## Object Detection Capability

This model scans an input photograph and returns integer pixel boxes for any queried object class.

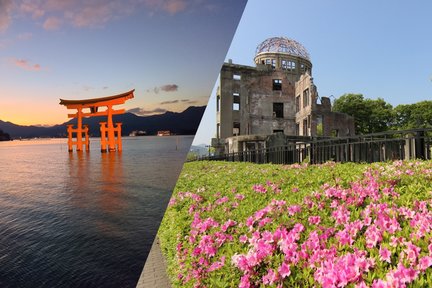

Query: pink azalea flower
[262,268,279,285]
[239,235,248,243]
[336,229,354,246]
[207,256,225,272]
[239,275,251,288]
[365,224,382,248]
[404,242,420,264]
[215,196,229,205]
[418,256,432,271]
[308,216,321,225]
[258,217,272,227]
[278,262,291,278]
[332,205,350,225]
[355,281,369,288]
[379,246,391,263]
[371,279,390,288]
[252,184,267,193]
[221,219,236,232]
[287,205,301,216]
[246,216,254,228]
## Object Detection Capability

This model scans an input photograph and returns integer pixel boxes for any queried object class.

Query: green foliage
[333,95,432,134]
[316,123,323,136]
[393,101,432,129]
[186,151,199,161]
[332,94,393,134]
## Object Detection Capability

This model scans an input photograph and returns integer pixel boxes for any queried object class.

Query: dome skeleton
[255,37,311,61]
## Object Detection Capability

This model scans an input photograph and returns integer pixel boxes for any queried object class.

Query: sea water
[0,136,192,287]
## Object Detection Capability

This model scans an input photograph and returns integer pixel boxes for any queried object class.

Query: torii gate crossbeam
[59,89,134,152]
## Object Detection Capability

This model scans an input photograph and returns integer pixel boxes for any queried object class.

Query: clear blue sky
[192,0,432,145]
[0,0,246,125]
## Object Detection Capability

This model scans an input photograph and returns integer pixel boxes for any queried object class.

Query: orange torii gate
[59,89,134,152]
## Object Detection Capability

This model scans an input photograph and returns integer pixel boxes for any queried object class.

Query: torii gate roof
[59,89,134,108]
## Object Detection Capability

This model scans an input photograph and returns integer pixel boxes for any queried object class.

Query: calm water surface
[0,136,192,287]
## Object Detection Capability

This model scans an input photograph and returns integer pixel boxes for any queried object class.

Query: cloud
[65,2,126,28]
[43,16,61,30]
[19,1,45,19]
[127,107,167,116]
[160,100,179,105]
[11,58,42,71]
[141,0,187,15]
[160,98,195,105]
[16,0,134,30]
[2,0,213,33]
[44,0,75,11]
[147,83,179,94]
[163,0,187,14]
[183,99,198,104]
[0,0,13,33]
[160,84,178,92]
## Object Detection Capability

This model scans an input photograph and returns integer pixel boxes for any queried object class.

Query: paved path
[136,237,171,288]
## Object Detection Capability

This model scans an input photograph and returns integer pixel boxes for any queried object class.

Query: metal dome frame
[255,37,310,61]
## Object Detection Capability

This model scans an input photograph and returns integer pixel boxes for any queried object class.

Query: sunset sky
[193,0,432,145]
[0,0,247,126]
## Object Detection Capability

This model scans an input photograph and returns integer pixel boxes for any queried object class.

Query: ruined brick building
[212,37,355,154]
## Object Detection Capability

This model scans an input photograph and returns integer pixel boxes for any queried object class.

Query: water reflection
[0,136,194,287]
[101,151,124,193]
[67,151,127,214]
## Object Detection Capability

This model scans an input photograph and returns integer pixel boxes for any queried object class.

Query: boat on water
[129,130,147,136]
[157,130,171,136]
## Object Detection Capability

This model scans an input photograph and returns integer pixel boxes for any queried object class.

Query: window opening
[233,122,240,136]
[303,119,308,136]
[331,129,339,137]
[316,115,323,136]
[273,79,282,91]
[303,88,310,107]
[287,61,296,70]
[295,95,300,112]
[233,93,240,111]
[273,102,284,118]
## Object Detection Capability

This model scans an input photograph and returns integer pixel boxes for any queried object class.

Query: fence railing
[198,128,432,164]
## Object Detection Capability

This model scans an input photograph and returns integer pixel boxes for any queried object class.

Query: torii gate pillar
[59,89,134,153]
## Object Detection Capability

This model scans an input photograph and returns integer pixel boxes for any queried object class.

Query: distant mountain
[0,106,205,139]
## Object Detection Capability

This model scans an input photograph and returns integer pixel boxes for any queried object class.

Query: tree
[393,101,432,129]
[365,98,394,133]
[332,94,393,134]
[0,129,11,141]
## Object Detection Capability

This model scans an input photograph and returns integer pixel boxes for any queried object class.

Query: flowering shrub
[158,160,432,287]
